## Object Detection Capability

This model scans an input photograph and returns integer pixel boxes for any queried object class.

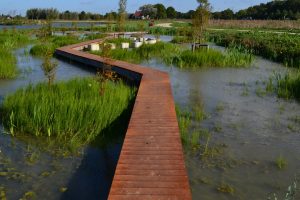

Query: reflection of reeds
[0,77,136,150]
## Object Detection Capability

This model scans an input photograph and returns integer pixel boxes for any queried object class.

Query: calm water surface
[0,46,123,200]
[141,54,300,199]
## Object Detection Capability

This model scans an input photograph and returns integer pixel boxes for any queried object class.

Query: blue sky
[0,0,271,15]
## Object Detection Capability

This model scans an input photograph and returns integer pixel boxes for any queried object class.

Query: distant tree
[46,8,59,20]
[79,11,86,20]
[221,9,234,19]
[139,4,157,19]
[166,7,177,18]
[154,4,167,19]
[118,0,127,32]
[192,0,210,51]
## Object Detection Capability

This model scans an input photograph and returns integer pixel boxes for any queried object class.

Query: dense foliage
[0,30,30,79]
[267,71,300,100]
[0,78,136,148]
[30,35,84,56]
[208,30,300,68]
[91,42,253,68]
[212,0,300,20]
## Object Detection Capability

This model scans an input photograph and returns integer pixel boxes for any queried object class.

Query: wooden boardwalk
[56,36,192,200]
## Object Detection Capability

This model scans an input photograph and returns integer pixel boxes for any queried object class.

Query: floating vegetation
[59,187,68,193]
[217,183,235,195]
[0,77,136,151]
[216,102,225,112]
[20,191,36,200]
[256,86,267,97]
[276,155,288,170]
[176,105,212,156]
[0,187,6,200]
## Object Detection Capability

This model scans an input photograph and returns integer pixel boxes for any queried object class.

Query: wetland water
[141,56,300,199]
[1,39,299,199]
[0,21,105,30]
[0,47,124,199]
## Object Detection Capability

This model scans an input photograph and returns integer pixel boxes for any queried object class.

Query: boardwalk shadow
[60,104,133,200]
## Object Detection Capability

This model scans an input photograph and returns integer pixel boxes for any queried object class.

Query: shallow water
[0,21,105,30]
[0,46,124,199]
[141,56,300,199]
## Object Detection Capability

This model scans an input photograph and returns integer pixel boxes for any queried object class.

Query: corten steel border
[55,34,192,200]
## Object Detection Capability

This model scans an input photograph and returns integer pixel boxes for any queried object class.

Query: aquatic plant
[276,155,288,170]
[217,183,235,195]
[267,71,300,101]
[171,36,192,44]
[176,105,212,155]
[0,30,30,79]
[30,35,84,57]
[269,176,298,200]
[91,41,253,68]
[0,77,136,150]
[208,30,300,68]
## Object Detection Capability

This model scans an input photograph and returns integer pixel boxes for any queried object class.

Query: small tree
[192,0,211,51]
[117,0,127,32]
[41,51,57,86]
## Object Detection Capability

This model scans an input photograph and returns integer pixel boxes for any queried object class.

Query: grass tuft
[0,77,136,150]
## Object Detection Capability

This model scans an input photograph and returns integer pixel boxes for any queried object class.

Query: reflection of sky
[0,0,271,15]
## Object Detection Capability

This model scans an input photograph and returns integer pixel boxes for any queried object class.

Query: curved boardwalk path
[56,35,192,200]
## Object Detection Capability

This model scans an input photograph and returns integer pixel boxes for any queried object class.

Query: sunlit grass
[91,41,253,68]
[0,77,136,150]
[0,30,30,79]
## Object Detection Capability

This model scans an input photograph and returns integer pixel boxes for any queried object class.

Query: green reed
[0,77,136,149]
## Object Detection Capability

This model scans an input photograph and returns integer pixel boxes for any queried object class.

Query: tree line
[25,6,195,21]
[212,0,300,20]
[26,8,103,20]
[23,0,300,21]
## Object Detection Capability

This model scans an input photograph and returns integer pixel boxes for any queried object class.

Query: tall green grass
[0,30,30,79]
[30,35,84,57]
[267,71,300,100]
[0,48,17,79]
[91,42,253,68]
[0,77,136,149]
[208,30,300,68]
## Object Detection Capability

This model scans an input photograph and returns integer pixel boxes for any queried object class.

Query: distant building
[134,11,142,19]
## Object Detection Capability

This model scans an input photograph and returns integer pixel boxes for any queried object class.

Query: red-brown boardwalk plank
[56,35,192,200]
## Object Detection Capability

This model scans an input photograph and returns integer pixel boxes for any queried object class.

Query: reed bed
[0,77,136,149]
[0,48,17,79]
[209,19,300,31]
[0,30,30,78]
[267,71,300,100]
[91,41,253,68]
[208,30,300,68]
[30,35,83,57]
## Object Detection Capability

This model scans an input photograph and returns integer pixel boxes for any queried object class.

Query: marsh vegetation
[91,41,253,68]
[0,77,135,151]
[0,30,30,78]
